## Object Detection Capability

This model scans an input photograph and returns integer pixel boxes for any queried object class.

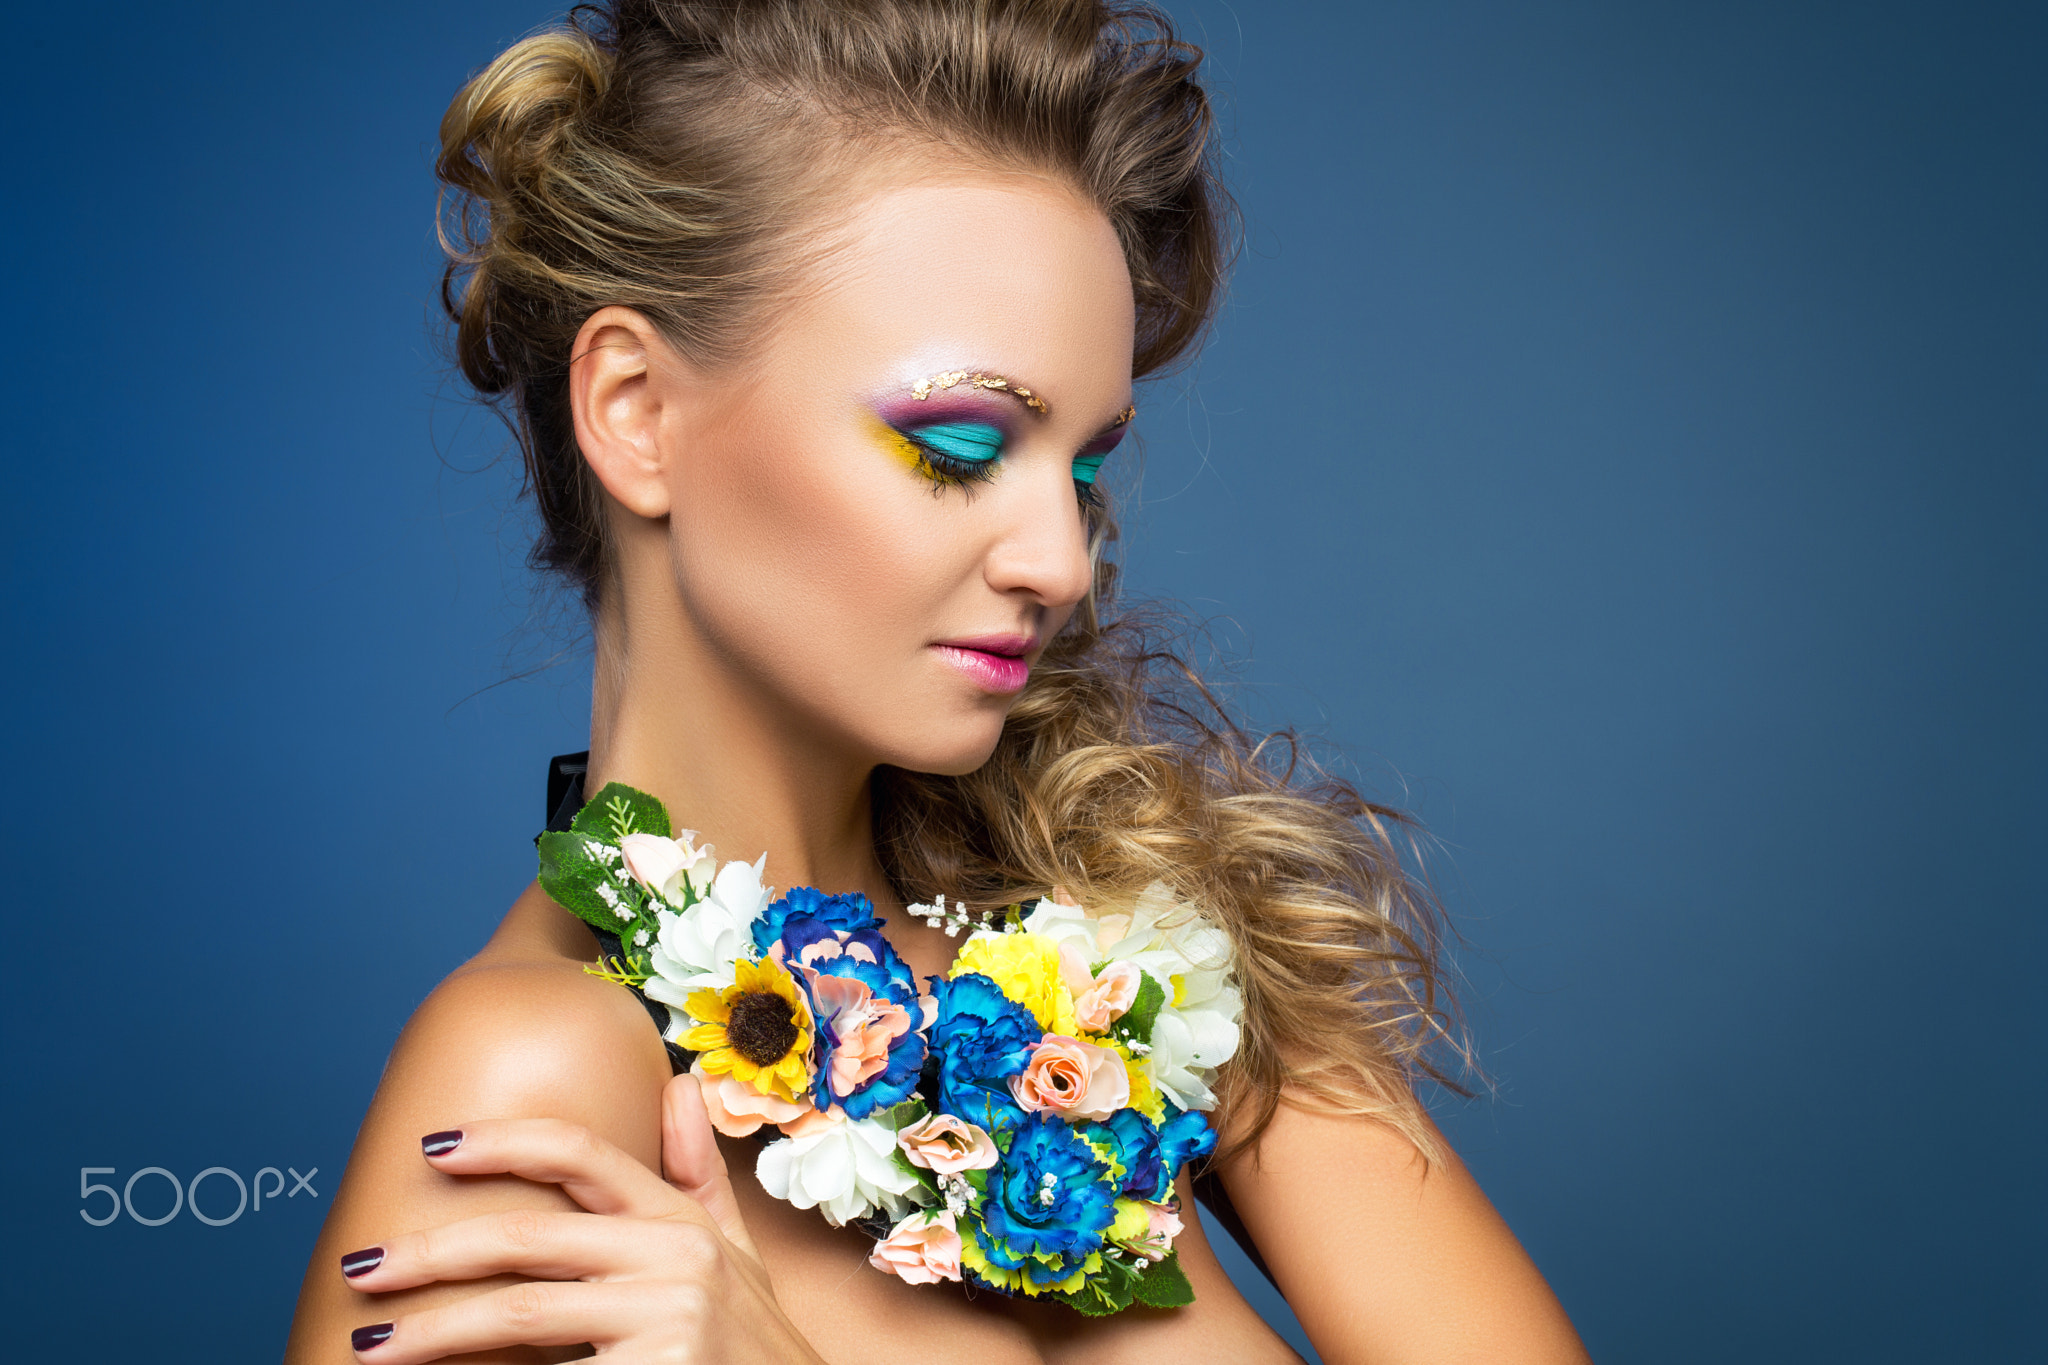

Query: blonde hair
[438,0,1467,1164]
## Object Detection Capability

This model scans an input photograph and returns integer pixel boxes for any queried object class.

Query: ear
[569,305,680,520]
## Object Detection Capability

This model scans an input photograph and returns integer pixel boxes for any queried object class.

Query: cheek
[666,418,973,684]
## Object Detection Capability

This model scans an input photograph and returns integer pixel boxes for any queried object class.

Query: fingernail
[351,1322,394,1352]
[421,1130,464,1156]
[340,1246,384,1278]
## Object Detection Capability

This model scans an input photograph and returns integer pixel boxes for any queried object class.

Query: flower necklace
[538,781,1244,1315]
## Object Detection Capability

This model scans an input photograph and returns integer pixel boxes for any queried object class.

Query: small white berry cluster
[587,840,646,923]
[939,1172,976,1218]
[912,893,978,937]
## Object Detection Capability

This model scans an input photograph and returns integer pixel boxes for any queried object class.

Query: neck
[583,584,894,905]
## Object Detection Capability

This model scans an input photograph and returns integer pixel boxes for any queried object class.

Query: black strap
[537,750,1278,1289]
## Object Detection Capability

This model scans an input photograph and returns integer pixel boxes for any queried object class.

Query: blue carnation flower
[750,887,880,955]
[927,972,1039,1134]
[1084,1107,1170,1202]
[783,922,926,1120]
[777,920,915,1005]
[1155,1101,1218,1183]
[977,1112,1118,1270]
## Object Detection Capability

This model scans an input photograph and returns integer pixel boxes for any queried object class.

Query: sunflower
[683,957,815,1104]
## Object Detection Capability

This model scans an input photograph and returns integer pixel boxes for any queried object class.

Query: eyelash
[901,429,1002,491]
[897,427,1115,507]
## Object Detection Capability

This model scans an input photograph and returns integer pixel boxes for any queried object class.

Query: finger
[417,1118,692,1220]
[336,1205,724,1293]
[662,1073,759,1260]
[346,1278,707,1363]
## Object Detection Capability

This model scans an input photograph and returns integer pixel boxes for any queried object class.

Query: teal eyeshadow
[1071,452,1108,485]
[910,421,1005,464]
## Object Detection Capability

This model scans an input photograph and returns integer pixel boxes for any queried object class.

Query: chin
[877,710,1010,778]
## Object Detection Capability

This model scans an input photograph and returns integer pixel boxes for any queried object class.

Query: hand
[336,1074,822,1363]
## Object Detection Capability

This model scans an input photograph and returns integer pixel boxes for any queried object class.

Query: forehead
[764,177,1137,412]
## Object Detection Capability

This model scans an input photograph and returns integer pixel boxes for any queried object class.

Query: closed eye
[911,422,1005,466]
[899,420,1006,488]
[1070,421,1128,507]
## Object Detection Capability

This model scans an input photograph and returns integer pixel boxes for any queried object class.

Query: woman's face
[638,173,1136,776]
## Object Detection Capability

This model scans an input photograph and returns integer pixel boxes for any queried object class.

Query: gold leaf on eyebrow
[908,369,1050,415]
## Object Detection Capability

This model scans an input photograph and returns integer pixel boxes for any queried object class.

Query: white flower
[755,1114,926,1227]
[618,831,717,908]
[1022,882,1242,1111]
[642,854,774,1013]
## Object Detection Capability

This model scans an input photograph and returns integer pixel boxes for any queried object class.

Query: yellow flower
[1107,1198,1152,1248]
[1116,1048,1166,1126]
[683,957,814,1105]
[950,932,1078,1037]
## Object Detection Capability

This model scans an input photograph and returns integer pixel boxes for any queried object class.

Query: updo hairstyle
[438,0,1465,1164]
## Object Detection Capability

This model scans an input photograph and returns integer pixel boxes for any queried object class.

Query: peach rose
[619,830,713,905]
[869,1210,962,1285]
[1010,1034,1130,1121]
[1136,1200,1185,1261]
[691,1061,811,1138]
[1092,912,1132,951]
[1073,960,1143,1033]
[896,1113,999,1174]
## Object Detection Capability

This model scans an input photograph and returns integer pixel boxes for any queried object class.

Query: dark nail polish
[340,1247,384,1278]
[421,1129,464,1157]
[351,1322,394,1352]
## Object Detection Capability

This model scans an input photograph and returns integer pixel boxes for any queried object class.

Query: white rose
[643,854,773,1014]
[756,1115,926,1227]
[1146,998,1241,1111]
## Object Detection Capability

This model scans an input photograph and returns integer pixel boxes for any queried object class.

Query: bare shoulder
[377,881,673,1152]
[283,883,672,1364]
[1218,1094,1590,1364]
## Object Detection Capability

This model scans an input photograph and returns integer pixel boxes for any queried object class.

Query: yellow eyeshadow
[866,411,942,483]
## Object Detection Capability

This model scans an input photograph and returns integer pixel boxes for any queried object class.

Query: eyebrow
[906,369,1139,432]
[909,369,1049,415]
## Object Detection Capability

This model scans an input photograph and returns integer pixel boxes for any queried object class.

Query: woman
[286,2,1589,1360]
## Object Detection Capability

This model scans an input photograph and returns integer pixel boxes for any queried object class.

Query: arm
[1218,1099,1590,1365]
[284,954,674,1364]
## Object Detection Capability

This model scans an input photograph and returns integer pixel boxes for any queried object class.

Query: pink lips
[932,633,1037,695]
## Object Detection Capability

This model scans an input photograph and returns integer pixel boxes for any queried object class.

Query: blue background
[1,1,2040,1360]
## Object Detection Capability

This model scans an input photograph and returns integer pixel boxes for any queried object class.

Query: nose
[981,463,1095,614]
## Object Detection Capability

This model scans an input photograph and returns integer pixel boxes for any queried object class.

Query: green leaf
[1052,1256,1142,1317]
[893,1148,941,1195]
[1054,1279,1129,1316]
[537,829,639,935]
[569,782,672,842]
[877,1098,930,1132]
[1114,972,1166,1047]
[1129,1251,1195,1309]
